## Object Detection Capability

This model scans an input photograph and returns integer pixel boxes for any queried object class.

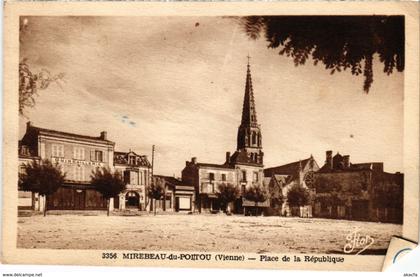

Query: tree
[216,183,240,213]
[287,184,310,208]
[240,16,404,93]
[19,61,65,116]
[19,159,65,216]
[243,184,269,216]
[268,179,284,215]
[147,177,165,215]
[91,167,125,216]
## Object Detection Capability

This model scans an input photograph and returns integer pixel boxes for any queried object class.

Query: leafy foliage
[19,159,65,196]
[241,16,404,93]
[287,184,310,207]
[91,167,125,199]
[19,159,65,216]
[148,177,166,215]
[216,183,240,210]
[244,184,269,203]
[268,179,283,210]
[19,61,65,116]
[147,177,165,201]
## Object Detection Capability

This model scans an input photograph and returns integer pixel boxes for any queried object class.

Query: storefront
[46,184,107,210]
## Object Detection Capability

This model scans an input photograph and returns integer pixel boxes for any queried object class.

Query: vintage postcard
[2,1,419,272]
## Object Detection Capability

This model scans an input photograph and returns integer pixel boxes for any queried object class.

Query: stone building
[182,158,237,213]
[113,150,152,211]
[152,175,195,213]
[313,150,403,223]
[182,59,266,213]
[264,156,320,216]
[18,122,115,211]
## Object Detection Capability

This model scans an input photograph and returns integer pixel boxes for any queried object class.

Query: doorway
[125,191,140,209]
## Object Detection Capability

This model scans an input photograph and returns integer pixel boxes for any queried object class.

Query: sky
[19,16,404,176]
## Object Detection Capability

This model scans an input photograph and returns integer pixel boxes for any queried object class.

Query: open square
[17,213,401,254]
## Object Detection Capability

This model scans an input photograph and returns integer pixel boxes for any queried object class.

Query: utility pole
[151,145,155,213]
[151,145,155,178]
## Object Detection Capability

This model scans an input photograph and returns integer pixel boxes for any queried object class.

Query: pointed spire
[241,56,258,126]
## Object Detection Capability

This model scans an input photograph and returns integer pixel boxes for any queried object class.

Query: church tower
[229,57,264,167]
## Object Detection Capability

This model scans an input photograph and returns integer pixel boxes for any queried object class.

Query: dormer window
[129,156,136,165]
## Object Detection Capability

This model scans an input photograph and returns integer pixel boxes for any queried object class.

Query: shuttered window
[73,147,85,160]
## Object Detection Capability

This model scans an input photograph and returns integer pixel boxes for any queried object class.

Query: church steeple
[241,56,258,127]
[234,57,263,166]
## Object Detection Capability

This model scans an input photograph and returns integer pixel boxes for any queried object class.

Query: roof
[229,150,264,167]
[114,151,151,167]
[264,158,311,176]
[23,123,114,145]
[263,177,272,186]
[154,175,185,186]
[273,174,289,182]
[196,163,234,170]
[154,175,194,189]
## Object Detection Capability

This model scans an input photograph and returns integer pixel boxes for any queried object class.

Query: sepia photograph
[2,2,419,272]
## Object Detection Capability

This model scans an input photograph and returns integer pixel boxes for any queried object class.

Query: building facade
[264,156,320,216]
[182,158,237,213]
[19,122,115,211]
[152,175,196,213]
[114,151,152,211]
[313,150,403,223]
[182,60,266,213]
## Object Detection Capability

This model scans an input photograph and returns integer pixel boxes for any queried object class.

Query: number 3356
[102,252,117,259]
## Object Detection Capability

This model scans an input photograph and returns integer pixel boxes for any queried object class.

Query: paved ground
[17,213,401,254]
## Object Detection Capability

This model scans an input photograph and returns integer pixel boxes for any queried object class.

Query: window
[253,172,259,182]
[91,150,103,162]
[139,171,143,185]
[129,156,136,165]
[252,132,257,145]
[73,166,85,181]
[124,171,130,184]
[130,171,139,185]
[241,170,247,182]
[221,174,226,181]
[73,147,85,160]
[51,144,64,158]
[209,172,215,181]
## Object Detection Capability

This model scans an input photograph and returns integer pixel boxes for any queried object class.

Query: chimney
[326,150,333,169]
[225,151,231,164]
[343,155,350,168]
[191,157,197,164]
[100,131,107,140]
[26,121,32,130]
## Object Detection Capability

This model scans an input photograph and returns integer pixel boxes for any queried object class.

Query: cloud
[19,16,404,175]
